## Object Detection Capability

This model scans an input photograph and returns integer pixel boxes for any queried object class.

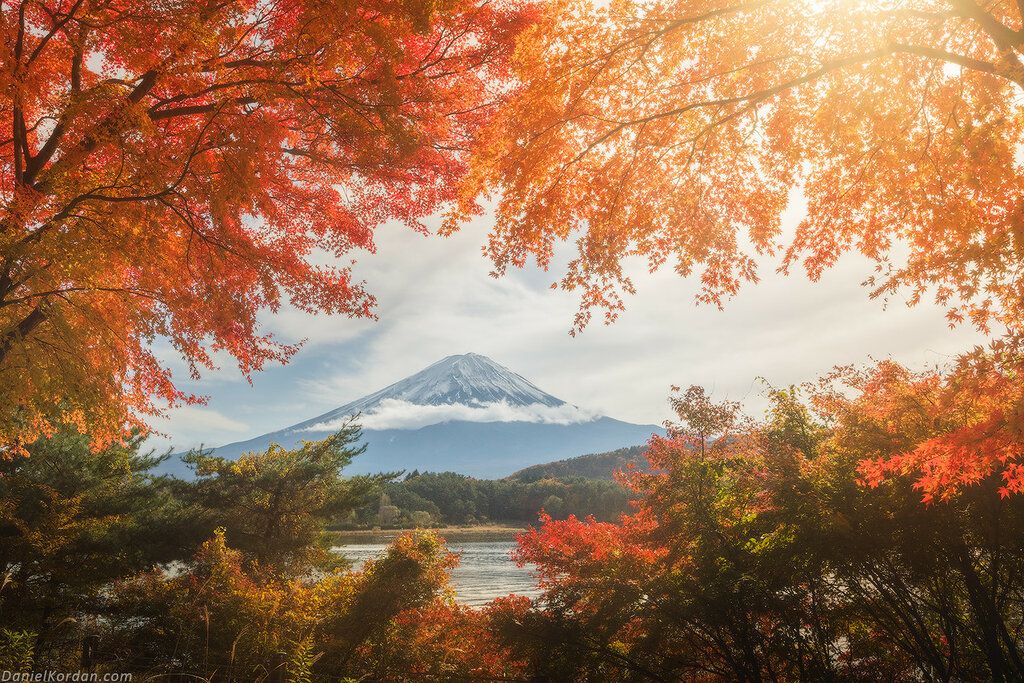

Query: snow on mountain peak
[294,353,593,432]
[349,353,565,410]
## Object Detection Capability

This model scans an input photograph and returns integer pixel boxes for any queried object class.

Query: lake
[333,533,541,607]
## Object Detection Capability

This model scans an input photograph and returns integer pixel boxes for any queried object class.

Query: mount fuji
[165,353,663,479]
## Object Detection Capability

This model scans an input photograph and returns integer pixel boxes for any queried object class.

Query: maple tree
[505,385,1024,680]
[455,0,1024,333]
[355,599,530,679]
[815,338,1024,501]
[0,0,533,453]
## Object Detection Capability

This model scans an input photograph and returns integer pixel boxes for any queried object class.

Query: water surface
[333,536,540,607]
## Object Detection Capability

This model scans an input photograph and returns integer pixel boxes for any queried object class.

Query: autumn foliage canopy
[458,0,1024,333]
[0,0,532,453]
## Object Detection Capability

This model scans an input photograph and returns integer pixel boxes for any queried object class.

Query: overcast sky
[148,195,987,453]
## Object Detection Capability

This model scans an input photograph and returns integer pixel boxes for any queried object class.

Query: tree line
[346,470,631,529]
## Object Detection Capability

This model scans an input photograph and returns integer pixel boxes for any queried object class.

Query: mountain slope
[164,353,663,478]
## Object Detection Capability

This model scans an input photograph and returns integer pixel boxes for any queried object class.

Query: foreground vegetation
[4,350,1024,680]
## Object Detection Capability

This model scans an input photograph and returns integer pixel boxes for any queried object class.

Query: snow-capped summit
[337,352,564,412]
[280,353,568,434]
[169,353,663,478]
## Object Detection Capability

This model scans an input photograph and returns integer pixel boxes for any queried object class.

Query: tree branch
[949,0,1024,51]
[0,303,47,364]
[565,43,1019,169]
[149,97,258,121]
[890,43,1004,78]
[25,0,86,68]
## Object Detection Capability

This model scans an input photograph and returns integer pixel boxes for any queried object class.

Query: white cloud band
[303,398,598,432]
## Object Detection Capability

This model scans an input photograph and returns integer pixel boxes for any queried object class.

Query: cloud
[287,200,985,426]
[304,398,599,432]
[154,193,988,452]
[147,405,250,452]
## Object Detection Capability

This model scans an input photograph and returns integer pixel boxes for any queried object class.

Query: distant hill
[343,446,655,529]
[508,445,650,483]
